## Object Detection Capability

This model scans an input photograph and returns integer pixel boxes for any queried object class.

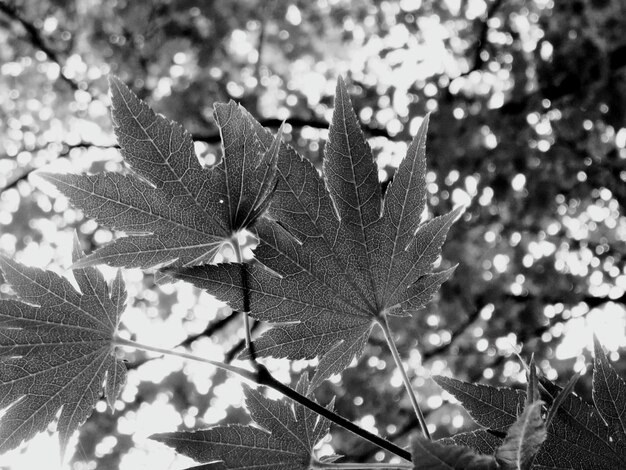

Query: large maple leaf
[434,344,626,470]
[40,77,281,269]
[152,375,333,470]
[0,235,126,454]
[169,77,461,390]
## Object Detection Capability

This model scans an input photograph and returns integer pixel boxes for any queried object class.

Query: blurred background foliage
[1,0,626,468]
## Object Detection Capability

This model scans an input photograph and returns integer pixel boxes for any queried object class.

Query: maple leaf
[168,77,461,390]
[434,356,626,470]
[0,235,126,454]
[40,77,281,269]
[152,375,333,470]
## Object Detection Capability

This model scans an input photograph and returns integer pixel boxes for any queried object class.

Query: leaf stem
[112,336,258,382]
[378,313,431,440]
[231,237,253,350]
[113,336,412,462]
[311,459,412,469]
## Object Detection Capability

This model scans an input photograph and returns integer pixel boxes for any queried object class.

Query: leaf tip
[108,75,125,93]
[592,333,603,357]
[71,230,85,262]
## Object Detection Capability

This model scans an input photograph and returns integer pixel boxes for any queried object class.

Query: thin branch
[378,313,430,440]
[193,116,394,144]
[225,320,261,362]
[0,112,392,195]
[253,6,267,87]
[0,0,83,93]
[114,336,411,462]
[422,303,482,361]
[0,141,117,194]
[254,364,412,462]
[457,0,505,78]
[176,310,238,348]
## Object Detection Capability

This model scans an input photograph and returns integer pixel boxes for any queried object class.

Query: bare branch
[176,310,238,349]
[458,0,505,78]
[0,141,117,193]
[0,0,83,93]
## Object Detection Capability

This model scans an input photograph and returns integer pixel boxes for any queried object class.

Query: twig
[0,0,83,93]
[254,363,412,462]
[225,320,261,362]
[193,116,393,143]
[0,113,392,195]
[458,0,505,77]
[176,310,238,348]
[253,6,267,86]
[0,141,117,194]
[422,302,482,361]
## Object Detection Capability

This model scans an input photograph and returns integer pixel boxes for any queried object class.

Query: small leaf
[40,77,281,269]
[495,402,546,470]
[152,374,332,470]
[170,78,460,389]
[593,335,626,445]
[412,436,498,469]
[439,430,502,455]
[494,358,546,470]
[0,234,126,454]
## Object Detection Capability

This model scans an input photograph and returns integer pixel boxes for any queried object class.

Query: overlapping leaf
[169,77,461,390]
[41,77,281,269]
[152,375,332,470]
[422,361,545,470]
[412,436,499,469]
[0,235,126,454]
[495,360,546,470]
[435,352,626,470]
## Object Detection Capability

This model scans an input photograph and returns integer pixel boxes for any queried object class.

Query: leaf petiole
[112,335,412,462]
[229,237,253,351]
[311,459,412,469]
[378,313,431,440]
[112,335,258,382]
